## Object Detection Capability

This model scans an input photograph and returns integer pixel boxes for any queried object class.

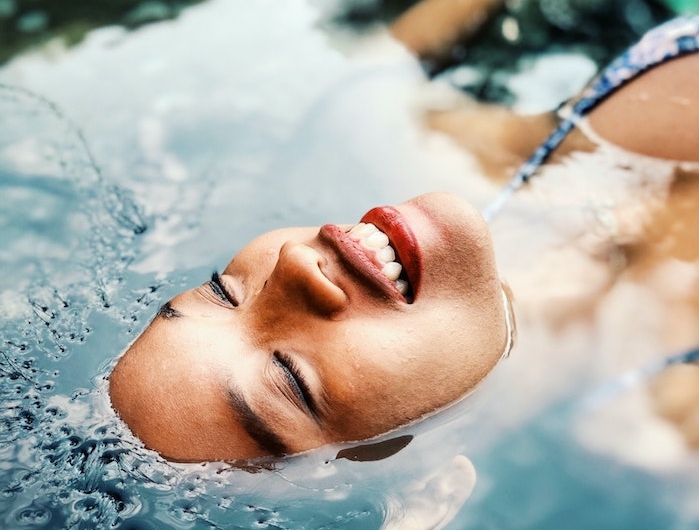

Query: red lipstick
[360,206,422,300]
[319,224,406,302]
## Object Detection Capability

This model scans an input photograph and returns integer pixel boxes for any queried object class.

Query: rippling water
[2,1,699,529]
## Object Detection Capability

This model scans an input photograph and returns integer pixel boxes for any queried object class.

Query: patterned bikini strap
[482,15,699,223]
[579,346,699,411]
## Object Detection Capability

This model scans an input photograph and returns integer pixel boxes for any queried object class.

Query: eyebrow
[155,301,182,320]
[227,387,289,456]
[154,298,288,455]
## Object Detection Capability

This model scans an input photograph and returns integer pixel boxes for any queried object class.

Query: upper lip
[318,206,422,303]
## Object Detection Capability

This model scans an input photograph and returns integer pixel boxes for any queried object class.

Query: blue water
[2,1,699,529]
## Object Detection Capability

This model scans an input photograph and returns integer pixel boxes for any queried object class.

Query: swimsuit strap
[579,346,699,411]
[482,15,699,222]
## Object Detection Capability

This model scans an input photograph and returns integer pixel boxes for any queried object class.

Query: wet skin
[109,193,509,462]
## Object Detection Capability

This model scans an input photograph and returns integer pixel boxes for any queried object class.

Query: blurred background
[3,0,697,96]
[2,1,699,529]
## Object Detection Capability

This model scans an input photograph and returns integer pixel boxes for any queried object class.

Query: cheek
[432,243,499,297]
[224,247,277,285]
[341,319,425,401]
[315,318,481,439]
[405,304,504,390]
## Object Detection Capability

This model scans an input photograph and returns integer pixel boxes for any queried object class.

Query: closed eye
[208,271,238,307]
[273,351,317,418]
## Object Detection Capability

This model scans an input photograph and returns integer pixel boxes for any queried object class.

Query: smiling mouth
[346,222,411,298]
[318,206,421,303]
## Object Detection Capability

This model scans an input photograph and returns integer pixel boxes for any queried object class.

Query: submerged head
[109,193,511,462]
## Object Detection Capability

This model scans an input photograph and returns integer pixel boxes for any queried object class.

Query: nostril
[274,242,348,316]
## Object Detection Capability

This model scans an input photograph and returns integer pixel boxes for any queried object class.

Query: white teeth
[349,222,378,237]
[381,262,402,281]
[348,222,412,298]
[376,245,395,264]
[365,231,389,249]
[395,279,409,296]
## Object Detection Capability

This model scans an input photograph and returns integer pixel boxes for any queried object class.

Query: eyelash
[207,273,314,415]
[208,271,238,307]
[273,351,316,416]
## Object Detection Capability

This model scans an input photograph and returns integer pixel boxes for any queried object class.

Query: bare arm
[393,2,699,177]
[426,104,557,181]
[390,0,555,181]
[390,0,505,63]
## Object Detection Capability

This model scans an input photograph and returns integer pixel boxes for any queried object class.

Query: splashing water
[0,79,472,530]
[3,4,699,529]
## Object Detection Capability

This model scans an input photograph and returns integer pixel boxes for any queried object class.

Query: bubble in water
[14,503,52,527]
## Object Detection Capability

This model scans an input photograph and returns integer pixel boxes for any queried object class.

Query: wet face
[109,193,509,462]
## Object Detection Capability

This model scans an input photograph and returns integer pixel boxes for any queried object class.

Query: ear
[335,435,413,462]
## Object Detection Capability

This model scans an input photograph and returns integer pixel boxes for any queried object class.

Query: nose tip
[270,242,348,316]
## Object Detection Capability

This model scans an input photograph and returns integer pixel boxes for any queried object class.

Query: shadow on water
[2,1,699,529]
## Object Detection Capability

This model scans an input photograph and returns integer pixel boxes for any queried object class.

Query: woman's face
[109,193,509,462]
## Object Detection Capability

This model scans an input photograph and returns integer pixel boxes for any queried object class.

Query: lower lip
[360,206,422,298]
[319,224,408,302]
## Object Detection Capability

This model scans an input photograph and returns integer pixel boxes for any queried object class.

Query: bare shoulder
[588,53,699,162]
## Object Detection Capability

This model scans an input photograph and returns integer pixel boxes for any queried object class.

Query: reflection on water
[1,0,699,529]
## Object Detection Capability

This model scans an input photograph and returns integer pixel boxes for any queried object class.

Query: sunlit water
[2,1,699,529]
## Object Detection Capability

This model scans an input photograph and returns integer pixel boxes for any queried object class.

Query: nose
[265,241,348,317]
